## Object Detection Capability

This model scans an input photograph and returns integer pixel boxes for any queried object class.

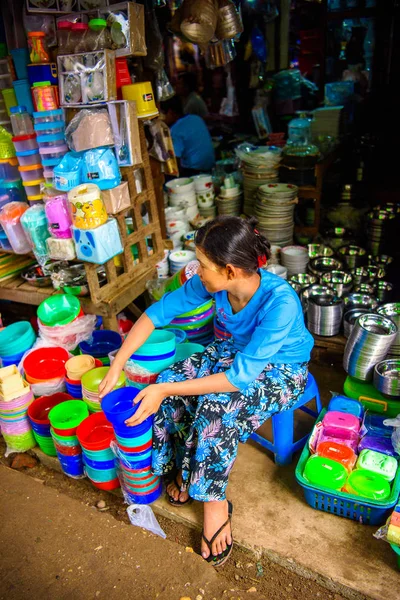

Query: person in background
[160,96,215,176]
[175,72,209,119]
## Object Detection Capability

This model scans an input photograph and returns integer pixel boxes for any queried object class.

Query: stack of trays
[255,184,298,247]
[77,412,119,491]
[0,365,35,452]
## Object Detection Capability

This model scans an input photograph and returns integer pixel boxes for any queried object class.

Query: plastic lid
[39,144,67,154]
[0,157,18,165]
[0,201,28,221]
[1,179,23,189]
[16,149,40,157]
[22,178,45,187]
[57,21,73,30]
[89,19,107,31]
[27,194,44,201]
[10,106,27,114]
[33,81,52,87]
[34,121,65,131]
[18,163,43,172]
[28,32,45,38]
[33,109,63,118]
[37,133,64,143]
[12,133,37,142]
[71,23,89,31]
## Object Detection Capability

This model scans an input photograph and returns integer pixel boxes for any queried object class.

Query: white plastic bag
[126,504,166,539]
[38,315,97,351]
[383,415,400,456]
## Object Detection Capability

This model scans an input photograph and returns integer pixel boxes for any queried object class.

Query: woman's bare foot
[166,470,190,504]
[201,500,232,560]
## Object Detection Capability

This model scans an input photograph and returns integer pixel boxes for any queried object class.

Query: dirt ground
[0,441,347,600]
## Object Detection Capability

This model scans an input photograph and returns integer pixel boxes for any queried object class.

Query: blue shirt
[145,270,314,391]
[171,115,215,171]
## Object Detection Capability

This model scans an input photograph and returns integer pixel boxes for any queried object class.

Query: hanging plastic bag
[127,504,166,539]
[38,315,97,352]
[383,416,400,456]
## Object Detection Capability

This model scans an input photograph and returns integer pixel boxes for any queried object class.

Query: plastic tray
[295,410,400,525]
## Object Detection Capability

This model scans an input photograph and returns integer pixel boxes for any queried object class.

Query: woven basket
[180,0,217,44]
[215,0,243,40]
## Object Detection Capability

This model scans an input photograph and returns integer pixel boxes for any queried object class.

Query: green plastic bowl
[179,299,213,318]
[37,294,81,327]
[48,400,89,430]
[81,367,126,394]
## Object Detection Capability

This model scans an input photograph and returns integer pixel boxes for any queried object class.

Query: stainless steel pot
[373,359,400,397]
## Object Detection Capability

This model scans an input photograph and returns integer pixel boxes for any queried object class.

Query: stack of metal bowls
[353,282,375,295]
[324,227,355,251]
[321,271,353,298]
[338,245,367,269]
[308,244,334,259]
[344,293,378,314]
[369,254,393,269]
[289,273,317,295]
[343,308,370,338]
[301,285,335,313]
[375,281,394,303]
[343,313,398,381]
[309,257,343,277]
[350,267,370,286]
[367,265,386,282]
[307,294,344,337]
[373,359,400,398]
[377,304,400,358]
[367,209,396,256]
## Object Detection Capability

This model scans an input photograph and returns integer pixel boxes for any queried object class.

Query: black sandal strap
[202,514,232,549]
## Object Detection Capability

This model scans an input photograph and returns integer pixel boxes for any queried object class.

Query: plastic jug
[303,455,348,491]
[322,411,360,440]
[327,395,364,420]
[44,188,72,239]
[316,441,357,472]
[344,469,391,501]
[356,449,398,482]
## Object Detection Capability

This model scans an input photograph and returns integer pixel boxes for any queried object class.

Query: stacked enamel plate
[235,145,281,215]
[255,184,298,247]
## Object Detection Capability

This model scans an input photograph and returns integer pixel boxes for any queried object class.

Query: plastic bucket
[37,294,81,327]
[57,452,84,477]
[173,343,205,363]
[132,330,176,357]
[114,427,152,447]
[83,455,115,470]
[164,328,187,344]
[0,321,35,355]
[82,447,114,461]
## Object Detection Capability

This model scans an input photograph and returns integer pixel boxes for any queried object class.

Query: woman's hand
[98,363,123,399]
[125,384,167,427]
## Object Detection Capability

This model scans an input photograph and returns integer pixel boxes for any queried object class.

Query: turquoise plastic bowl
[130,355,176,374]
[0,322,36,355]
[82,448,114,461]
[84,463,117,483]
[134,330,176,356]
[173,343,204,363]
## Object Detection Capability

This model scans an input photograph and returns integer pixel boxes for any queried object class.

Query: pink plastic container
[16,150,41,166]
[18,164,43,182]
[44,191,72,239]
[23,179,44,196]
[12,134,38,152]
[316,431,359,454]
[39,144,68,160]
[321,411,360,441]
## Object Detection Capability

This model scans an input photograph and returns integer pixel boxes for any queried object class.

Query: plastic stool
[249,372,322,466]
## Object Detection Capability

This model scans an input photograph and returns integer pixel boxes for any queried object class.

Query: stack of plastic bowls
[125,330,176,389]
[165,328,187,345]
[65,355,96,399]
[37,294,83,327]
[79,330,122,367]
[102,387,161,504]
[48,400,89,478]
[0,383,35,452]
[23,346,69,386]
[0,321,36,367]
[77,412,119,490]
[81,366,126,413]
[173,342,205,363]
[167,300,215,346]
[27,392,72,456]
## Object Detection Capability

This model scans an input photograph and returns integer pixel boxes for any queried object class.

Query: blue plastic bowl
[113,416,153,438]
[30,422,51,436]
[124,483,162,505]
[84,463,117,482]
[79,330,122,358]
[120,454,152,470]
[83,455,115,470]
[102,387,140,426]
[57,453,84,477]
[118,447,152,461]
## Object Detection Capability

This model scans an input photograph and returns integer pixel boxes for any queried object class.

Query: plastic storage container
[9,106,34,137]
[1,88,17,115]
[39,144,67,164]
[23,178,44,197]
[16,149,41,166]
[12,80,34,115]
[33,109,63,124]
[34,121,64,137]
[12,133,38,153]
[303,455,348,491]
[57,21,73,55]
[0,201,31,254]
[27,63,58,86]
[32,81,59,112]
[344,469,391,501]
[327,395,364,420]
[356,449,398,482]
[68,183,107,229]
[316,441,357,471]
[44,189,72,238]
[321,411,360,440]
[18,163,44,182]
[0,157,19,179]
[20,203,51,255]
[37,132,65,147]
[28,32,50,64]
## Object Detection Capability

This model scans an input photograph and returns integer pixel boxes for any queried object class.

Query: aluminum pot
[373,359,400,398]
[308,257,343,277]
[343,308,371,338]
[377,303,400,358]
[343,293,378,314]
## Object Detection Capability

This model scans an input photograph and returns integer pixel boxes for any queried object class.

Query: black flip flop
[202,500,233,567]
[166,477,193,507]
